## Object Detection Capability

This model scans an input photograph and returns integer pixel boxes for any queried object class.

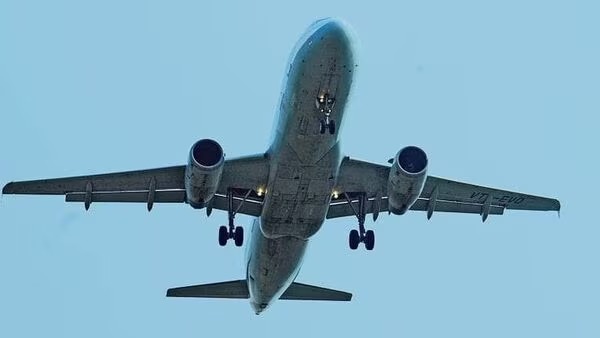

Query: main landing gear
[316,93,336,135]
[344,193,375,251]
[218,188,251,247]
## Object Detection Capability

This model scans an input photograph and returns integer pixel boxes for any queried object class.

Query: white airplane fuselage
[245,19,355,314]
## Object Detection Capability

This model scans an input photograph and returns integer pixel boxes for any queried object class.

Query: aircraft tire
[234,226,244,247]
[218,226,228,246]
[328,120,336,135]
[349,229,360,250]
[365,230,375,251]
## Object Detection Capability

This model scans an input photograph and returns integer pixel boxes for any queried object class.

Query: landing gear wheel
[234,226,244,247]
[218,188,251,248]
[349,229,360,250]
[328,119,336,135]
[218,226,228,246]
[319,120,326,134]
[343,193,377,251]
[364,230,375,251]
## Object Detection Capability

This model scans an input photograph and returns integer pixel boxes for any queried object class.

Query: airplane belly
[261,20,355,239]
[261,194,329,239]
[271,17,356,164]
[260,142,340,239]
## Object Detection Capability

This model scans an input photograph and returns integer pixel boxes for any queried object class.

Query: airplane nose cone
[290,18,356,67]
[312,18,353,46]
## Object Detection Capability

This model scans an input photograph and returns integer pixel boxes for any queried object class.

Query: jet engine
[185,139,224,209]
[387,146,428,215]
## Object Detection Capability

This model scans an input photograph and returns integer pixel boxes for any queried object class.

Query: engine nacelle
[387,146,428,215]
[185,139,224,209]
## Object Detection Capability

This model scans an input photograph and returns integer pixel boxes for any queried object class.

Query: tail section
[280,282,352,301]
[166,280,249,299]
[166,280,352,301]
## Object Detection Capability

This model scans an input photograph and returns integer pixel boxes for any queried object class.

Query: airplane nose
[313,18,353,46]
[291,18,355,66]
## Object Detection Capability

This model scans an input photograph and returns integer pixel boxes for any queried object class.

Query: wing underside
[2,154,560,221]
[329,157,560,220]
[2,154,268,216]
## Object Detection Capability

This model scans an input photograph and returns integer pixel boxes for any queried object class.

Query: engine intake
[185,139,224,208]
[387,146,428,215]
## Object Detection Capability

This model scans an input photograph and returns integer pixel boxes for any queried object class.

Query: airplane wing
[328,157,561,221]
[2,154,269,216]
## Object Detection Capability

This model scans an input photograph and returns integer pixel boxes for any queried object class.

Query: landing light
[257,187,265,197]
[332,191,339,199]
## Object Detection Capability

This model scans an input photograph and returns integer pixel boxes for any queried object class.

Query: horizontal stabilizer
[280,282,352,301]
[166,280,249,299]
[166,280,352,301]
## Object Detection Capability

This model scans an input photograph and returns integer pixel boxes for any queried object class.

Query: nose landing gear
[316,93,336,135]
[319,119,336,135]
[344,193,375,251]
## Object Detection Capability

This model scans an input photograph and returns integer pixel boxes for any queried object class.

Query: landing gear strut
[218,188,249,247]
[316,93,336,135]
[345,193,375,251]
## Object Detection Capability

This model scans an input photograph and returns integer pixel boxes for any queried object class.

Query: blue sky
[1,0,598,337]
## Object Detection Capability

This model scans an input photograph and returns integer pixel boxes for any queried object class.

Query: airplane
[2,18,560,314]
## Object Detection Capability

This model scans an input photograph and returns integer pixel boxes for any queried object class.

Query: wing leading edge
[329,157,560,221]
[2,154,269,216]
